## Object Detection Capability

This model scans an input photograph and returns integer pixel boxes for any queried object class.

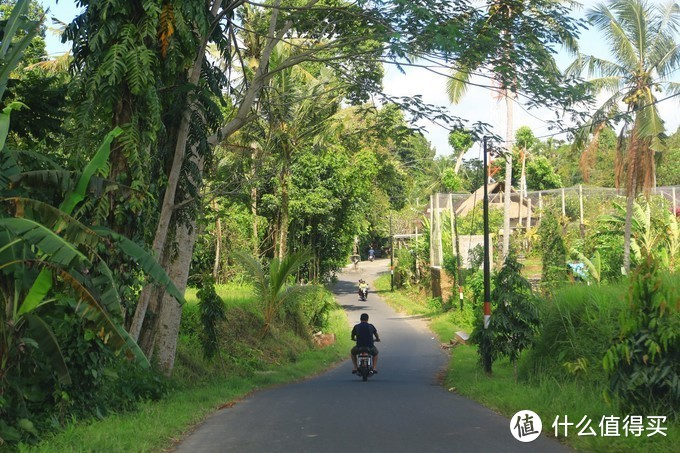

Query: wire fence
[428,185,680,267]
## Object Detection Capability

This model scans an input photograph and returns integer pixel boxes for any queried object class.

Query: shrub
[522,283,627,383]
[394,248,416,288]
[603,257,680,418]
[538,209,567,286]
[469,254,539,378]
[197,275,227,360]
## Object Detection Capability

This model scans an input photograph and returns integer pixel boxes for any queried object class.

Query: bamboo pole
[579,184,585,239]
[429,194,434,266]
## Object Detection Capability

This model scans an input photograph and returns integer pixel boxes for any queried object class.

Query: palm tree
[567,0,680,272]
[446,0,581,259]
[250,42,341,259]
[233,249,317,336]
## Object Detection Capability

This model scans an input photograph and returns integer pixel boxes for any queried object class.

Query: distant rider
[351,313,380,374]
[368,247,375,260]
[358,279,369,299]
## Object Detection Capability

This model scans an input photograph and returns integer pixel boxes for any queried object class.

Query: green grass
[374,275,678,453]
[20,286,352,453]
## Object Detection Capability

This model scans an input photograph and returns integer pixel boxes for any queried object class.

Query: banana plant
[570,249,602,285]
[600,199,664,266]
[0,125,186,394]
[0,0,39,101]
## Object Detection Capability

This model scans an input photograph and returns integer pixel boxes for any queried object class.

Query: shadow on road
[332,279,361,295]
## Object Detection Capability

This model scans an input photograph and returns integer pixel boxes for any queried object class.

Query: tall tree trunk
[502,89,514,259]
[129,0,290,343]
[212,199,222,281]
[134,2,296,372]
[251,146,259,255]
[155,220,198,374]
[453,149,465,174]
[519,148,526,227]
[276,166,290,259]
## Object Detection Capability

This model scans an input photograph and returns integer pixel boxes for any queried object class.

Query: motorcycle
[358,287,368,301]
[368,254,374,262]
[355,347,374,381]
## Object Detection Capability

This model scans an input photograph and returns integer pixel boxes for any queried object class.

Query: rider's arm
[351,325,357,341]
[372,326,380,341]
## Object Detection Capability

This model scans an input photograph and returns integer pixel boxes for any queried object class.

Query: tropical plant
[571,249,602,284]
[197,274,226,360]
[447,0,583,258]
[0,0,38,101]
[538,209,567,286]
[470,253,540,380]
[567,0,680,272]
[599,197,678,270]
[603,255,680,418]
[0,90,183,444]
[232,249,318,336]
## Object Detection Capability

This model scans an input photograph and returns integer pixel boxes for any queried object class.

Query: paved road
[174,258,569,452]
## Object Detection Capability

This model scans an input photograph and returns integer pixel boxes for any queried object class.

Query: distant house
[447,182,536,228]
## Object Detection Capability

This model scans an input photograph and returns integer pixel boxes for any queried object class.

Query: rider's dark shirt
[352,322,377,347]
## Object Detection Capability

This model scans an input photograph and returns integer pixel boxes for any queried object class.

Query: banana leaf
[24,314,71,385]
[0,217,89,268]
[92,227,186,305]
[59,127,123,215]
[0,0,39,100]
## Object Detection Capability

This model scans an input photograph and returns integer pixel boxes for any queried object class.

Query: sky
[38,0,680,158]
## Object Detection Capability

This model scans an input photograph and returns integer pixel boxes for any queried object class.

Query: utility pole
[482,137,492,374]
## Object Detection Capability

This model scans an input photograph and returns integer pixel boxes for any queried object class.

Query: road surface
[174,258,569,452]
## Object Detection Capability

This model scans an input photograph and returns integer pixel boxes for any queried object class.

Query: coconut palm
[567,0,680,272]
[447,0,581,259]
[246,42,342,259]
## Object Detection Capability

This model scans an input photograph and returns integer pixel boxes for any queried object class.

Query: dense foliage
[604,257,680,418]
[469,254,539,375]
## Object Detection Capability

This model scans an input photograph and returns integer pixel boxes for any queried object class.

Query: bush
[197,275,227,360]
[603,257,680,418]
[538,210,567,286]
[299,288,337,331]
[394,248,416,288]
[469,254,539,377]
[522,283,627,383]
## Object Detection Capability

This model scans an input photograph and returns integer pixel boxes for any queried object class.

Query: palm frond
[446,67,472,104]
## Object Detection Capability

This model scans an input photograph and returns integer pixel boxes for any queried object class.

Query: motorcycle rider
[368,246,375,261]
[351,313,380,374]
[358,279,369,300]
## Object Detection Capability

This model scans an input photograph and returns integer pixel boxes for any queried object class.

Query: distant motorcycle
[368,254,374,262]
[358,286,368,301]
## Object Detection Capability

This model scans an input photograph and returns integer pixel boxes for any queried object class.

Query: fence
[428,185,680,268]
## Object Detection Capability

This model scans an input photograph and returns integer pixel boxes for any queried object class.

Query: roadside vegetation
[17,284,350,452]
[375,257,679,453]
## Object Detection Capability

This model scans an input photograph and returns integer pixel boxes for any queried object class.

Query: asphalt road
[174,258,570,452]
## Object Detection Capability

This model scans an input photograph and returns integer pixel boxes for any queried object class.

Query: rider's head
[360,313,369,322]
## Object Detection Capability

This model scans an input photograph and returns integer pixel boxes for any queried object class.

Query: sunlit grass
[374,275,678,453]
[21,287,351,453]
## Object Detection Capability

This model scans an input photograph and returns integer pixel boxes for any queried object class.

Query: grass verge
[373,274,677,453]
[20,286,351,453]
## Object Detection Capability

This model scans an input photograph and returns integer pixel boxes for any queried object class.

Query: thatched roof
[428,183,534,220]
